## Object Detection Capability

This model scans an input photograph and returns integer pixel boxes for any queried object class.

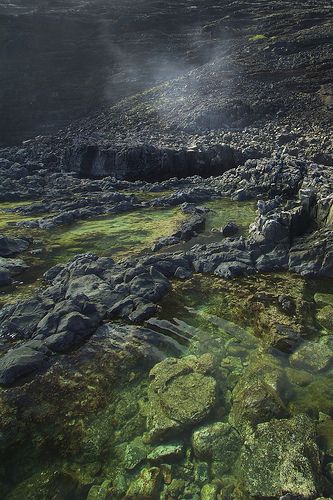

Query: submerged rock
[146,354,216,442]
[239,414,322,498]
[192,421,242,474]
[147,442,184,463]
[289,340,333,373]
[124,437,149,471]
[317,305,333,332]
[125,466,162,499]
[229,379,288,436]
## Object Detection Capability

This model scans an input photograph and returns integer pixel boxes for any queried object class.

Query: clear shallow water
[1,198,333,497]
[0,198,256,305]
[0,205,186,304]
[1,273,333,497]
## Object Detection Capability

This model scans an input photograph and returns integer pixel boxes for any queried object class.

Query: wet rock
[239,414,322,498]
[221,221,239,237]
[290,340,333,372]
[124,437,149,470]
[229,379,288,435]
[0,340,49,386]
[87,480,113,500]
[146,355,216,442]
[192,421,242,474]
[0,235,29,257]
[0,270,11,286]
[147,442,184,463]
[125,466,162,499]
[317,305,333,332]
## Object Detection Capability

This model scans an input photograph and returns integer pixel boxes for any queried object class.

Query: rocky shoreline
[0,0,333,497]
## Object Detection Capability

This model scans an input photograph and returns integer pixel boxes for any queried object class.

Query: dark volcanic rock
[0,340,49,386]
[0,235,30,257]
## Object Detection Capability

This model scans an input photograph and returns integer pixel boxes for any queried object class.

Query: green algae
[203,199,257,236]
[125,190,172,202]
[0,206,186,305]
[2,271,333,497]
[0,198,256,305]
[2,198,333,497]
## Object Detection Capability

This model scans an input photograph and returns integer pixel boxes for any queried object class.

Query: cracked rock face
[146,354,217,442]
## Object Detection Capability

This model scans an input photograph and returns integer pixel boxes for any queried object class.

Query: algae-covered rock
[314,293,333,308]
[147,442,184,463]
[146,355,217,442]
[87,480,113,500]
[4,470,88,500]
[125,466,162,499]
[192,422,242,475]
[124,437,150,470]
[200,482,219,500]
[317,305,333,332]
[239,414,321,498]
[229,379,288,435]
[290,340,333,372]
[164,478,185,497]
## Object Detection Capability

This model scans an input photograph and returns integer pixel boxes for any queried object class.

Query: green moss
[248,34,268,41]
[203,199,257,236]
[0,206,186,305]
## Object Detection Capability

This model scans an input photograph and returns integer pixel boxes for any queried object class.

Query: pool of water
[0,198,256,305]
[0,206,187,305]
[1,272,333,497]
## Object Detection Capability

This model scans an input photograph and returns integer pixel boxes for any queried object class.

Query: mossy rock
[238,414,321,498]
[317,305,333,332]
[192,422,242,475]
[146,355,217,442]
[290,340,333,373]
[125,466,162,499]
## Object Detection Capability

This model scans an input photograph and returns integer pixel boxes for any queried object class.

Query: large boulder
[238,414,322,498]
[229,379,288,436]
[0,340,49,386]
[145,354,216,442]
[290,339,333,373]
[0,235,30,257]
[192,421,242,475]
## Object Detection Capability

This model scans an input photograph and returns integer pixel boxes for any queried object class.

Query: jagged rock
[146,355,216,442]
[221,221,239,237]
[239,414,322,498]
